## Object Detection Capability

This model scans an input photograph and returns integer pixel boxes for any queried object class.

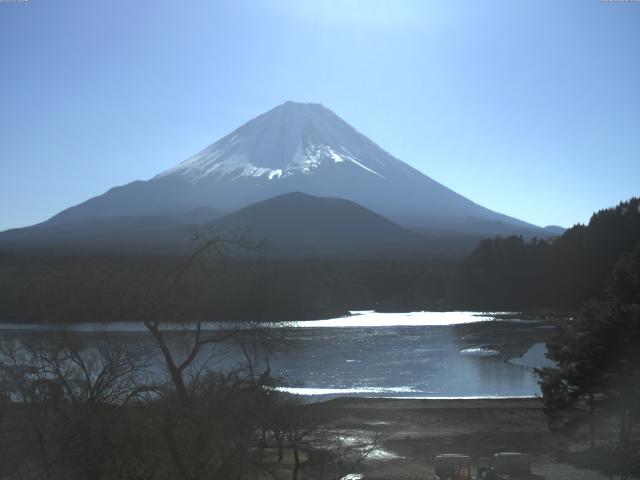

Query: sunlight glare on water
[284,310,511,328]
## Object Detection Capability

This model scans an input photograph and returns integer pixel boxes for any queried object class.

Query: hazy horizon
[1,0,639,231]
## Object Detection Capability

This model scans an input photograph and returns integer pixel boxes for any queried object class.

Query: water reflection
[0,313,550,400]
[267,324,544,399]
[0,310,512,332]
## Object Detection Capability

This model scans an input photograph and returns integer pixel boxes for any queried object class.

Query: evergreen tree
[537,243,640,454]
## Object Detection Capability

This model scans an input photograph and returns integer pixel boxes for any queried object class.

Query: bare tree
[0,229,378,480]
[0,332,155,480]
[129,230,285,480]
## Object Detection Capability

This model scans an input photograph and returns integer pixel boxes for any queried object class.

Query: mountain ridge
[208,191,429,257]
[1,101,554,255]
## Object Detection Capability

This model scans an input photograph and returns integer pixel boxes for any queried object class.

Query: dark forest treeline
[453,197,640,310]
[0,253,454,323]
[1,197,638,323]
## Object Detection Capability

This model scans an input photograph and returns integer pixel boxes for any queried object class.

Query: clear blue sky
[1,0,639,231]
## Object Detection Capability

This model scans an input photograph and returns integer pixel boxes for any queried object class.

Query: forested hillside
[1,198,638,323]
[454,198,640,310]
[0,254,453,323]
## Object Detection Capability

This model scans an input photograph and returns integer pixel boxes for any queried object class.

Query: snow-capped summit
[34,101,543,236]
[156,101,411,182]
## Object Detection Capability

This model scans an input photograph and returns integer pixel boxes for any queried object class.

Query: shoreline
[302,396,606,479]
[0,309,571,327]
[311,395,544,408]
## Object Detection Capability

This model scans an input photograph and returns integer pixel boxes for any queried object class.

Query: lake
[0,311,557,400]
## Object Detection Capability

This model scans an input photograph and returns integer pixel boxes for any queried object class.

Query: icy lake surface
[0,311,553,399]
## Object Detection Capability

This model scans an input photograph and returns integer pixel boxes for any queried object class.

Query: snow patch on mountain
[155,102,389,183]
[158,139,386,182]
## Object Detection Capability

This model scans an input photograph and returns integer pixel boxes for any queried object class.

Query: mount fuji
[0,101,550,254]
